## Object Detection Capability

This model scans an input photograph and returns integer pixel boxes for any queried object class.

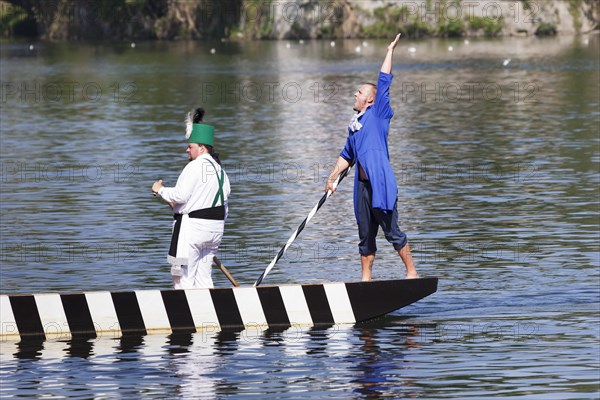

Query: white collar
[348,110,366,132]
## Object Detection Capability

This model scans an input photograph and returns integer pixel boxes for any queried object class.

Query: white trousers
[172,229,223,289]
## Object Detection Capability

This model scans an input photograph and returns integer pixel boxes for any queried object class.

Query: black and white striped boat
[1,278,437,341]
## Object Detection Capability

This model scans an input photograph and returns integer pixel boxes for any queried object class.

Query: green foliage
[404,20,432,39]
[259,20,274,39]
[230,0,275,40]
[0,1,36,37]
[0,0,585,40]
[438,19,465,37]
[520,0,533,11]
[360,21,398,39]
[288,21,309,39]
[468,16,485,30]
[567,0,582,32]
[535,22,558,36]
[360,4,431,39]
[468,16,504,36]
[317,24,335,39]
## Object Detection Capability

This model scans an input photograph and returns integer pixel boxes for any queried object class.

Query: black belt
[173,205,226,221]
[169,205,225,258]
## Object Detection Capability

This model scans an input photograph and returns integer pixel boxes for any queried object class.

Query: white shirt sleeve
[158,162,196,204]
[157,155,229,216]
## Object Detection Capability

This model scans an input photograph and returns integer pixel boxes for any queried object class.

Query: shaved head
[362,83,377,97]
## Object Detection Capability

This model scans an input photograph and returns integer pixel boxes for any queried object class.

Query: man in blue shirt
[325,34,418,281]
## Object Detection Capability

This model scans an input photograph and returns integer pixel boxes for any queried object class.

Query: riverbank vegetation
[1,0,597,40]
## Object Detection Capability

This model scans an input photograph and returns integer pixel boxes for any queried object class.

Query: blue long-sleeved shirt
[340,72,398,223]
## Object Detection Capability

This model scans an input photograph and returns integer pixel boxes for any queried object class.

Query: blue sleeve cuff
[340,154,353,163]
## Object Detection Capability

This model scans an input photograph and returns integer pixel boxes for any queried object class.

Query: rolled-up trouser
[357,179,407,255]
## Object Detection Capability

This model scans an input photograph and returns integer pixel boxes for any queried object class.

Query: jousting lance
[254,163,354,287]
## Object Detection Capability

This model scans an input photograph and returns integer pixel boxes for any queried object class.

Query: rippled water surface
[1,36,599,398]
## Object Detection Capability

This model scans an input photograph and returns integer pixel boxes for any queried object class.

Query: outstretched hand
[381,33,401,73]
[388,33,401,51]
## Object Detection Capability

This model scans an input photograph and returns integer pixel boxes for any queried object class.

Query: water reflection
[13,338,44,360]
[348,319,425,399]
[352,328,389,399]
[4,324,427,398]
[116,334,145,362]
[65,336,95,359]
[167,332,221,399]
[166,332,193,356]
[3,309,598,399]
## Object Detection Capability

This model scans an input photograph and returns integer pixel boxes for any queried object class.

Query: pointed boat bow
[345,277,438,322]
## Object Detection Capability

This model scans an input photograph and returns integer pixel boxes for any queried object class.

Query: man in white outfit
[152,112,230,289]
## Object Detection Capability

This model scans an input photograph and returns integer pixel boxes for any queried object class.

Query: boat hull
[0,278,437,340]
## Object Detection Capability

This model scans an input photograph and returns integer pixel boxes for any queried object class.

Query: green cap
[188,124,214,146]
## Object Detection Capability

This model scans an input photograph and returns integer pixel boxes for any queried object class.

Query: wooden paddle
[213,256,240,287]
[253,163,354,286]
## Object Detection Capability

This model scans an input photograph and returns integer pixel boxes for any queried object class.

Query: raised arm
[381,33,401,74]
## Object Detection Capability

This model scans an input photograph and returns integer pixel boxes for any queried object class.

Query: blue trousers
[356,180,408,255]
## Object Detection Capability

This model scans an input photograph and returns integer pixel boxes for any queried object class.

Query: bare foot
[406,271,420,279]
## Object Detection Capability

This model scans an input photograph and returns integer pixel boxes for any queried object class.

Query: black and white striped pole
[254,164,354,287]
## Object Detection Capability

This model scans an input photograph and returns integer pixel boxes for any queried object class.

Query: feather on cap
[185,112,193,139]
[184,107,205,140]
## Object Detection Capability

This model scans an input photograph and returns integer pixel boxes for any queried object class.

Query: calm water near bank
[1,36,599,398]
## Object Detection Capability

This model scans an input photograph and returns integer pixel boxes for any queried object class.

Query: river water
[1,35,598,398]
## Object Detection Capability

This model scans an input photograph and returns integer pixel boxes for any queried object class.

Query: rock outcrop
[1,0,598,40]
